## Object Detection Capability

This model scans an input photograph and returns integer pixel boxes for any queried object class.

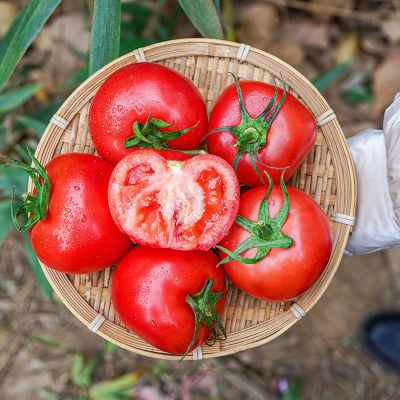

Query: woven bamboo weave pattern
[33,39,356,360]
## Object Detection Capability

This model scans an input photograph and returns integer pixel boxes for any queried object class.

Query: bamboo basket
[32,39,357,360]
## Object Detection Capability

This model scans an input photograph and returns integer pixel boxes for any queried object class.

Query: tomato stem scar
[125,112,203,156]
[216,169,293,265]
[180,278,226,362]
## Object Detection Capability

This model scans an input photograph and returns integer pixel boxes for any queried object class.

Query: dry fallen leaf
[0,1,19,37]
[269,39,305,68]
[236,3,279,50]
[33,13,90,89]
[281,19,331,50]
[373,53,400,117]
[381,17,400,44]
[335,32,359,64]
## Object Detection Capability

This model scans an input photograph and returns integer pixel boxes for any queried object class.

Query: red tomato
[29,154,132,274]
[112,246,227,356]
[88,62,208,164]
[219,186,332,301]
[108,149,240,250]
[207,79,317,186]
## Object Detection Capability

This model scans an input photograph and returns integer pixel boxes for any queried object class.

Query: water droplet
[74,186,80,191]
[80,215,87,223]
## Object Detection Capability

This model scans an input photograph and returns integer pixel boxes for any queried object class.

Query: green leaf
[81,357,97,388]
[283,378,304,400]
[16,115,47,136]
[89,372,139,400]
[37,388,60,400]
[104,341,117,353]
[0,200,13,245]
[32,334,62,348]
[0,166,27,197]
[177,0,223,39]
[24,232,53,300]
[71,353,85,388]
[89,0,121,76]
[343,83,373,105]
[0,83,42,114]
[28,99,64,123]
[312,61,352,93]
[0,0,61,93]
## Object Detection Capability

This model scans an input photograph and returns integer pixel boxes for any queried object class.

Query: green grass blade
[0,83,42,114]
[24,232,53,300]
[0,200,13,245]
[0,0,61,93]
[177,0,223,39]
[16,115,47,136]
[89,0,121,76]
[312,61,352,93]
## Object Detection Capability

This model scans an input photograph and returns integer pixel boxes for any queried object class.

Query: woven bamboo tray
[32,38,356,360]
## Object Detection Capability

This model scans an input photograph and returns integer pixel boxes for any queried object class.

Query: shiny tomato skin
[112,246,226,355]
[88,62,208,164]
[30,153,132,274]
[207,80,317,186]
[219,186,332,301]
[108,149,240,251]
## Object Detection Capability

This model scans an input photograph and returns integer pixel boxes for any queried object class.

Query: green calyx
[180,278,226,362]
[216,171,293,265]
[4,148,50,231]
[206,73,287,183]
[125,113,203,156]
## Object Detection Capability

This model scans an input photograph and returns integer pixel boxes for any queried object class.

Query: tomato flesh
[108,149,240,250]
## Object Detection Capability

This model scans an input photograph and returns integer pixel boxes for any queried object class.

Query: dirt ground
[1,0,400,399]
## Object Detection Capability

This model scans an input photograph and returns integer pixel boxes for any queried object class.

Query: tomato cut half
[108,149,240,250]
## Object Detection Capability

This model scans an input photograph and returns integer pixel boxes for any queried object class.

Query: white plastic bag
[346,93,400,255]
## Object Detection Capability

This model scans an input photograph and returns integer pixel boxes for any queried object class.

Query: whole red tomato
[108,149,240,250]
[88,62,208,164]
[112,246,227,357]
[218,180,332,301]
[16,152,132,274]
[207,77,317,186]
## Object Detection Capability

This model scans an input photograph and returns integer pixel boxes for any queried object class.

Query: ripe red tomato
[207,78,317,186]
[108,149,240,250]
[88,62,208,164]
[27,153,132,274]
[218,185,332,301]
[112,246,227,356]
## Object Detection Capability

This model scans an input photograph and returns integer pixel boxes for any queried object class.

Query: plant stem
[222,0,236,41]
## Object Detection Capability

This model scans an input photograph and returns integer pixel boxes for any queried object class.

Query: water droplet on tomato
[80,215,87,223]
[74,186,80,191]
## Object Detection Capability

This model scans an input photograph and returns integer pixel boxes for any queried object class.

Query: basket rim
[33,38,357,360]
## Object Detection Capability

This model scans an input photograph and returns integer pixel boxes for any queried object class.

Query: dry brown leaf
[381,17,400,44]
[236,3,279,50]
[335,32,359,64]
[268,39,305,68]
[281,19,331,50]
[0,1,19,37]
[361,33,387,57]
[373,53,400,117]
[33,13,90,89]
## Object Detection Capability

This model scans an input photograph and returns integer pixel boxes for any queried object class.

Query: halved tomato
[108,149,240,250]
